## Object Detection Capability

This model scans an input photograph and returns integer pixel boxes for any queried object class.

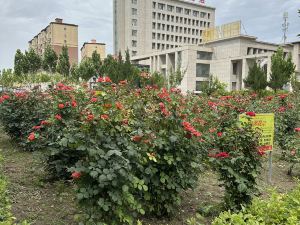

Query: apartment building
[81,39,106,61]
[132,35,300,93]
[28,18,79,65]
[113,0,215,57]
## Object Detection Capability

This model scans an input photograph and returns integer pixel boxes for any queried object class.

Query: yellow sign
[239,113,275,152]
[203,21,241,43]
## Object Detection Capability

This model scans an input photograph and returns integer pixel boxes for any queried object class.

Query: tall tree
[26,48,42,73]
[43,45,58,73]
[91,50,102,74]
[268,47,295,91]
[244,61,268,92]
[56,46,70,76]
[14,49,24,76]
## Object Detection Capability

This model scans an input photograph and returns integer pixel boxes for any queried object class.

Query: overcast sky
[0,0,299,70]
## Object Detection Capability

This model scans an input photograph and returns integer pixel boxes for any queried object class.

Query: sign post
[239,113,275,184]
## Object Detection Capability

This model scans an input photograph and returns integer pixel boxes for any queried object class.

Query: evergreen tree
[77,58,97,81]
[56,46,70,76]
[268,47,295,91]
[14,49,24,76]
[243,61,268,92]
[43,45,58,73]
[26,48,42,73]
[91,50,102,74]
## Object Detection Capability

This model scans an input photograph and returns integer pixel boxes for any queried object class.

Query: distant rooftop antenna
[282,12,289,44]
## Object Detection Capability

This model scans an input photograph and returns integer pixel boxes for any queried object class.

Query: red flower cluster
[41,120,50,126]
[279,94,288,100]
[87,114,95,121]
[0,94,10,103]
[295,128,300,132]
[182,121,202,137]
[132,135,142,142]
[55,114,62,120]
[32,126,42,130]
[100,114,109,120]
[15,92,27,98]
[157,88,171,102]
[209,152,230,158]
[159,102,171,117]
[115,102,123,110]
[246,111,256,117]
[58,103,65,109]
[56,83,73,91]
[28,132,35,142]
[91,97,97,103]
[219,96,234,101]
[97,76,112,83]
[71,171,81,179]
[71,101,77,107]
[278,106,286,113]
[217,132,223,137]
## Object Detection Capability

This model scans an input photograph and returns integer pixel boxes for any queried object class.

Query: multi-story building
[28,18,79,65]
[81,39,106,61]
[132,35,300,93]
[113,0,215,57]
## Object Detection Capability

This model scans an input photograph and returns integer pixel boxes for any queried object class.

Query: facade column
[241,58,248,89]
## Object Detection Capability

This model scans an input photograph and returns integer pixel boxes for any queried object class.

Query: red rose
[215,152,230,158]
[246,111,256,117]
[122,119,129,125]
[295,128,300,132]
[2,95,10,100]
[28,132,35,141]
[71,101,77,107]
[87,114,94,121]
[58,103,65,109]
[91,97,97,103]
[100,114,109,120]
[104,77,112,83]
[41,120,50,125]
[217,132,223,137]
[71,172,81,179]
[115,102,123,110]
[55,114,62,120]
[132,135,142,142]
[33,126,42,130]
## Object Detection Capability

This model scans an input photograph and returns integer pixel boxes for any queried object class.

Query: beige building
[81,39,106,61]
[132,35,300,93]
[29,18,79,65]
[113,0,215,57]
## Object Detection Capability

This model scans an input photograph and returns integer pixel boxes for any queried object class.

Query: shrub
[209,121,263,210]
[212,183,300,225]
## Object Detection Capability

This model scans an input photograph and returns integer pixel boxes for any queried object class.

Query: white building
[113,0,216,57]
[132,35,300,92]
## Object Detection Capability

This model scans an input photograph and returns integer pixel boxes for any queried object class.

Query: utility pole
[282,12,289,44]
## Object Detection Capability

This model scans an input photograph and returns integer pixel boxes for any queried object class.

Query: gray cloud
[0,0,299,70]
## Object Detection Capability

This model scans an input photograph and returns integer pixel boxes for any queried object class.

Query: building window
[196,81,209,92]
[132,40,137,47]
[152,22,156,29]
[132,51,137,56]
[152,12,156,19]
[185,8,191,15]
[232,82,237,91]
[193,10,199,17]
[152,43,156,49]
[158,3,165,10]
[132,8,137,15]
[152,2,156,9]
[176,7,183,13]
[196,63,210,77]
[200,12,206,18]
[152,32,156,39]
[132,0,137,4]
[132,30,137,37]
[232,62,238,75]
[132,19,137,26]
[167,5,174,12]
[197,51,212,60]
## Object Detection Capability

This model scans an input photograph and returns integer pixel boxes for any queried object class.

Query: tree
[91,50,102,74]
[243,61,268,92]
[14,49,24,76]
[26,48,42,73]
[56,46,70,76]
[268,47,295,91]
[202,75,227,96]
[43,45,58,73]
